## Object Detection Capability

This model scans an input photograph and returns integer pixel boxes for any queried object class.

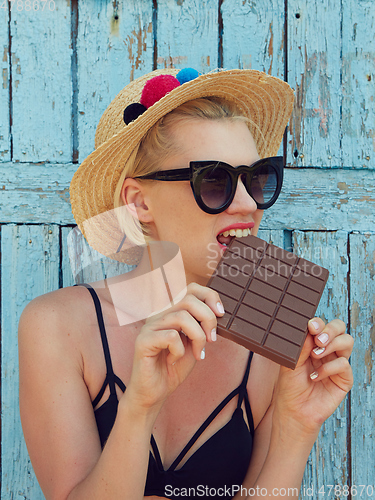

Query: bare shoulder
[18,286,105,499]
[247,353,280,429]
[19,285,96,354]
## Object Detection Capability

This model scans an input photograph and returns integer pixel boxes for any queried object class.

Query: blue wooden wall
[1,0,374,498]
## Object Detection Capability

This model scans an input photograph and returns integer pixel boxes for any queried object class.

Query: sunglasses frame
[135,156,284,214]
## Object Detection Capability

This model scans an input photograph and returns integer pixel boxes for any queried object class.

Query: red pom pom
[140,75,180,109]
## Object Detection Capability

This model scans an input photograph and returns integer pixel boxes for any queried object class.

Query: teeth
[219,228,251,238]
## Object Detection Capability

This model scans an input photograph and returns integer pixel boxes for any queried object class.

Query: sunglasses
[135,156,284,215]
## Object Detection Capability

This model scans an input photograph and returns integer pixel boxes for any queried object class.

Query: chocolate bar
[207,235,329,369]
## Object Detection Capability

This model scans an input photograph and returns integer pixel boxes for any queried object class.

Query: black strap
[74,284,117,398]
[237,351,254,409]
[150,435,164,470]
[167,351,254,471]
[167,386,241,471]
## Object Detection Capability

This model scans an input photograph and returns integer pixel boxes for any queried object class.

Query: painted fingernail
[310,371,319,380]
[211,328,217,342]
[311,320,320,330]
[201,348,206,360]
[217,302,225,314]
[317,333,329,344]
[313,346,325,355]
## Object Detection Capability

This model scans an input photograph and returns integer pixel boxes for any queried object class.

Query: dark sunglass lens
[250,164,278,204]
[200,167,232,209]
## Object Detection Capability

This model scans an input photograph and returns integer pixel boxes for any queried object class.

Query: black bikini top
[77,283,254,499]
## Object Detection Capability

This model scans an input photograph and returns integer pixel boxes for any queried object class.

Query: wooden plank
[257,229,286,249]
[293,231,349,499]
[0,162,76,223]
[1,224,60,499]
[156,0,218,71]
[261,167,375,231]
[77,0,154,163]
[10,2,72,163]
[342,1,375,168]
[349,232,375,488]
[221,0,285,77]
[221,0,286,157]
[287,0,342,167]
[1,164,375,231]
[0,3,10,161]
[61,225,134,287]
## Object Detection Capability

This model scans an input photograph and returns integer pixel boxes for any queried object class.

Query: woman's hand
[123,282,223,416]
[273,318,354,439]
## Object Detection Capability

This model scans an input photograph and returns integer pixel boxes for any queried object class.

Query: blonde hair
[113,97,259,245]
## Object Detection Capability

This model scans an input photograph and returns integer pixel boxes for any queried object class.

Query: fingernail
[317,333,329,344]
[313,346,325,355]
[201,348,206,360]
[311,320,320,330]
[310,371,318,380]
[217,302,225,315]
[211,328,217,342]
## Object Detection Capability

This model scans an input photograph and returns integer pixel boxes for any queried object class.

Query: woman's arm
[233,318,353,499]
[19,291,156,500]
[19,284,223,500]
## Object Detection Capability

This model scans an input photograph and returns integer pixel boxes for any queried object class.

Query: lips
[216,223,254,248]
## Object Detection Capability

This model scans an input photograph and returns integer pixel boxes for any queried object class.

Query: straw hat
[70,68,294,263]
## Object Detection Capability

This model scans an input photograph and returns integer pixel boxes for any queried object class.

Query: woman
[19,68,353,500]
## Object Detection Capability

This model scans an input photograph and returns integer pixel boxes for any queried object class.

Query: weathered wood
[257,228,285,248]
[221,0,286,157]
[221,0,285,77]
[77,0,154,163]
[293,231,349,498]
[0,162,74,223]
[287,0,342,167]
[0,4,10,161]
[10,3,72,163]
[342,1,375,168]
[1,163,375,232]
[1,224,59,500]
[61,225,134,286]
[349,232,375,488]
[156,0,218,71]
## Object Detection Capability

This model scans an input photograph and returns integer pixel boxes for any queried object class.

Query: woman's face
[144,119,263,285]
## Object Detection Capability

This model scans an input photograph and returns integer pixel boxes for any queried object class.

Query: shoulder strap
[167,351,254,471]
[237,351,254,408]
[74,284,117,397]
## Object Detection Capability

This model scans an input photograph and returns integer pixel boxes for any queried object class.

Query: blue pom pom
[176,68,200,85]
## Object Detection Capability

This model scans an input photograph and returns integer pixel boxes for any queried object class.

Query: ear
[120,178,154,223]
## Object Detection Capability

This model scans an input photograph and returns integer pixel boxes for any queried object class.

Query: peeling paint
[125,21,152,81]
[337,182,349,194]
[2,46,7,63]
[2,68,7,89]
[267,23,273,75]
[157,55,188,68]
[351,301,360,331]
[110,0,120,36]
[365,315,375,383]
[290,49,318,156]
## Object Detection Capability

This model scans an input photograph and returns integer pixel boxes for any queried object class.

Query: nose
[225,177,258,214]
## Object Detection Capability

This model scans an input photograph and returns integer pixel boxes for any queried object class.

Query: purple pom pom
[176,68,200,85]
[140,75,180,109]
